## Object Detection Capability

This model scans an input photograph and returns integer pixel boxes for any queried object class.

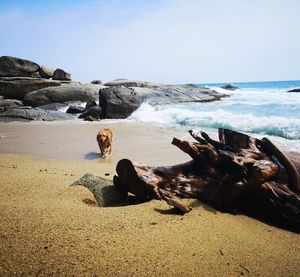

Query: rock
[104,79,161,88]
[78,105,102,119]
[99,82,227,119]
[0,106,74,121]
[99,86,141,118]
[85,100,97,109]
[53,69,71,81]
[0,77,61,100]
[0,96,3,100]
[38,103,67,111]
[0,99,23,109]
[184,83,198,88]
[66,104,85,114]
[91,80,102,84]
[287,88,300,92]
[71,173,127,207]
[0,56,40,77]
[24,83,104,107]
[221,84,239,90]
[39,65,54,79]
[84,115,98,121]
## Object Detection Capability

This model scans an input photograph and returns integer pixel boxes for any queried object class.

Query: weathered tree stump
[114,129,300,226]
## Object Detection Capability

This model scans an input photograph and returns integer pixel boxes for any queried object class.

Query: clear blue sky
[1,0,299,84]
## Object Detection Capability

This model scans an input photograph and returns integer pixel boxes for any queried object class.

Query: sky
[0,0,299,84]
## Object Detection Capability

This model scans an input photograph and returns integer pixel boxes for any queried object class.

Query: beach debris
[114,128,300,226]
[71,173,127,207]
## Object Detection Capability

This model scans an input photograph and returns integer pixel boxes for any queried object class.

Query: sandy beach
[0,121,299,276]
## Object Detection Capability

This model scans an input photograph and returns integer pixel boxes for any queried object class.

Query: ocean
[129,80,300,152]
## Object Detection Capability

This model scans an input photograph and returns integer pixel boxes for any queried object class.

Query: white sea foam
[131,102,299,137]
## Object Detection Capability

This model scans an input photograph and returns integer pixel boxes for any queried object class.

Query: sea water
[129,80,300,152]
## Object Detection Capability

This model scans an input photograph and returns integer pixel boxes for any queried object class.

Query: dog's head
[98,132,108,143]
[97,129,112,144]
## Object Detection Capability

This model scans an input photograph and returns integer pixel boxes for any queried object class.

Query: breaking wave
[130,102,300,140]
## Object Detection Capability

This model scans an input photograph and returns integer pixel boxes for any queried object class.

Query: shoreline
[0,121,300,276]
[0,120,191,166]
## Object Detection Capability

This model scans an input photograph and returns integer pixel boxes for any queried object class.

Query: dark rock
[0,99,23,110]
[184,83,198,88]
[0,106,74,121]
[84,115,98,121]
[221,84,239,90]
[0,56,40,77]
[287,88,300,92]
[53,68,71,81]
[71,173,127,207]
[99,81,227,119]
[66,104,85,114]
[91,80,102,84]
[39,65,54,79]
[23,83,103,107]
[99,86,141,119]
[79,106,102,119]
[85,100,97,110]
[0,77,61,100]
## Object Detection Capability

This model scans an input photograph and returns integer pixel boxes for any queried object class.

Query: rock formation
[0,77,61,100]
[23,83,103,107]
[0,56,228,121]
[99,79,227,118]
[0,56,40,77]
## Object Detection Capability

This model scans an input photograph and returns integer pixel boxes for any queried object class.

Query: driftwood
[113,129,300,226]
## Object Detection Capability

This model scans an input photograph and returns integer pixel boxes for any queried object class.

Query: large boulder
[0,106,74,121]
[24,83,104,107]
[53,69,71,81]
[99,86,142,118]
[99,81,227,119]
[0,77,61,100]
[39,65,55,79]
[0,56,40,77]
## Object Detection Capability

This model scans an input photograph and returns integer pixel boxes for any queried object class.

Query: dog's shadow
[85,151,100,160]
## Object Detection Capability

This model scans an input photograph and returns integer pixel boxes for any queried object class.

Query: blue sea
[129,80,300,152]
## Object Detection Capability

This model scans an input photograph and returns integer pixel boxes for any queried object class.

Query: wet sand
[0,121,299,276]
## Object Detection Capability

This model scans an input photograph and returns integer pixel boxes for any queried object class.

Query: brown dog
[96,128,113,158]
